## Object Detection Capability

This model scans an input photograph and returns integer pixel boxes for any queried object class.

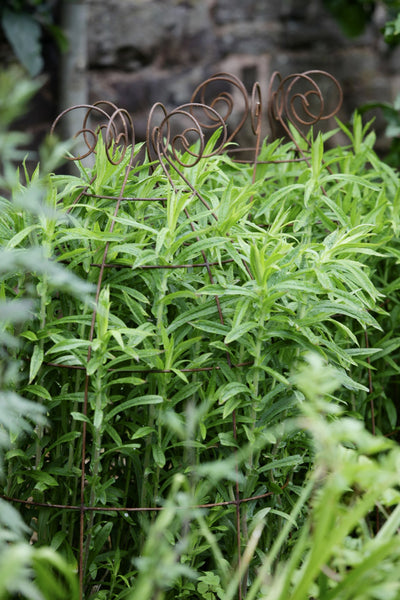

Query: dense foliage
[1,69,400,599]
[0,68,82,600]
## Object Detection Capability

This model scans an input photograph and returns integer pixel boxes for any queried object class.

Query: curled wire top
[147,101,228,169]
[190,71,250,145]
[50,101,136,167]
[267,70,343,141]
[51,70,344,171]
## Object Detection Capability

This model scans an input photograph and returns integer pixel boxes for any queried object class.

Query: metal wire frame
[4,70,343,600]
[267,69,344,163]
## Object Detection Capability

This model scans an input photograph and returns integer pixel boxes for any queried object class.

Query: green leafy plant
[237,352,400,600]
[1,93,399,600]
[0,67,83,600]
[127,352,400,600]
[1,60,400,600]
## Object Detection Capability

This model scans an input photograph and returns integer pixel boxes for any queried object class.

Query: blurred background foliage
[323,0,400,42]
[0,0,66,77]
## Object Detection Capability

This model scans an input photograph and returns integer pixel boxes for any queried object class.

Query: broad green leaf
[2,10,43,76]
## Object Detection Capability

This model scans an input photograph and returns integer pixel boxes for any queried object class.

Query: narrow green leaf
[191,320,230,336]
[23,384,51,402]
[46,339,90,354]
[29,345,43,383]
[130,426,156,440]
[259,455,303,474]
[105,395,163,421]
[71,412,91,424]
[20,330,38,341]
[223,396,243,419]
[46,432,81,453]
[225,321,258,343]
[218,432,238,447]
[218,382,250,404]
[7,224,40,248]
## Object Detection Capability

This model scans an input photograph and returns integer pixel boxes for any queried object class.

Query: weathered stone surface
[89,64,218,139]
[216,21,282,56]
[88,0,216,70]
[211,0,282,25]
[6,0,400,150]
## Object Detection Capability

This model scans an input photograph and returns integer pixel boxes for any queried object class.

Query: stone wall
[3,0,400,151]
[85,0,400,150]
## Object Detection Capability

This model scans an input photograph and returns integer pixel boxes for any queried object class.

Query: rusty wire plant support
[51,100,136,167]
[267,69,343,159]
[5,70,343,600]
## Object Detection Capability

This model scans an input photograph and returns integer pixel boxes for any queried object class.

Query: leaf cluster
[1,102,400,600]
[0,68,82,600]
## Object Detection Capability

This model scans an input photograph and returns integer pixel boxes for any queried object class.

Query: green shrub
[130,352,400,600]
[0,68,82,600]
[1,85,400,599]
